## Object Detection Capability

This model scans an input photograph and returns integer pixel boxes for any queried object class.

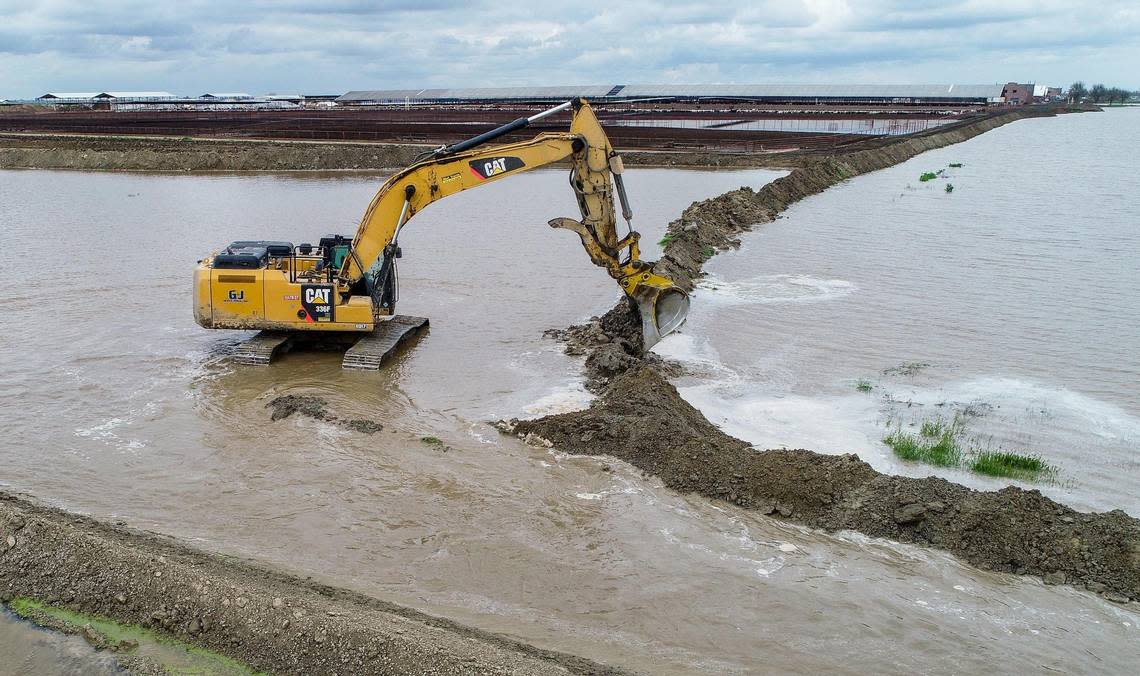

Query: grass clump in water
[924,431,963,466]
[969,451,1056,480]
[949,162,963,168]
[658,233,677,247]
[919,171,938,182]
[883,428,926,462]
[855,379,873,392]
[920,418,946,437]
[884,419,962,467]
[945,183,954,193]
[420,436,443,446]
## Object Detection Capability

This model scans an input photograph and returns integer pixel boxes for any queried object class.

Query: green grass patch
[701,245,715,258]
[883,428,926,462]
[924,431,963,466]
[969,451,1057,480]
[949,162,964,168]
[945,183,954,193]
[883,423,961,467]
[855,379,873,392]
[919,171,938,182]
[7,598,260,674]
[658,233,678,247]
[920,419,945,437]
[420,436,443,446]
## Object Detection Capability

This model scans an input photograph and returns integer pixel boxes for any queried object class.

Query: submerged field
[3,105,1139,673]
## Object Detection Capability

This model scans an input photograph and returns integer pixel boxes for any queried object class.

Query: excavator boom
[341,99,688,348]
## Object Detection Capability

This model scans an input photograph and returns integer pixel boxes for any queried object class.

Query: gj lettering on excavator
[193,98,689,368]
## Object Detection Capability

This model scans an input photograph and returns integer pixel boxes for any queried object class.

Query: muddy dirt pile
[266,394,384,433]
[510,367,1140,601]
[0,492,624,675]
[0,134,425,171]
[531,106,1140,602]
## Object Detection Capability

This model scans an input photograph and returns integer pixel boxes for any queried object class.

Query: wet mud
[0,493,623,675]
[267,394,384,434]
[527,104,1140,603]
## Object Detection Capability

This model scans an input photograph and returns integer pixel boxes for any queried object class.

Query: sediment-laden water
[1,130,1138,673]
[657,107,1140,516]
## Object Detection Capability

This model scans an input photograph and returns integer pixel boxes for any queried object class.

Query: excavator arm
[339,99,688,349]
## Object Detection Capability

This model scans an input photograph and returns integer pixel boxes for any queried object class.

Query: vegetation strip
[520,104,1139,603]
[882,413,1058,481]
[7,597,259,674]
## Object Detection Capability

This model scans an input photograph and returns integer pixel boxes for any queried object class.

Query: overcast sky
[1,0,1136,98]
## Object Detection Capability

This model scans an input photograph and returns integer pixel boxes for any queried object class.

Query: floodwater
[657,106,1140,516]
[0,608,120,675]
[1,140,1137,674]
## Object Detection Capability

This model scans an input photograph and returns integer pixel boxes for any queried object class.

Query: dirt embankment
[519,105,1140,604]
[0,132,807,172]
[0,134,428,171]
[0,492,624,675]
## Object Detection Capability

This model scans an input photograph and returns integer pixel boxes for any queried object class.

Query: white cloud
[0,0,1135,98]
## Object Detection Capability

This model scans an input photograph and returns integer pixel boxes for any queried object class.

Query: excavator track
[233,331,294,365]
[342,316,429,370]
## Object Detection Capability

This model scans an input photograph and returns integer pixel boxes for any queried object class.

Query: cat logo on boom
[468,156,525,180]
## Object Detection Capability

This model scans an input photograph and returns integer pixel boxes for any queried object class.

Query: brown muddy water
[1,161,1138,673]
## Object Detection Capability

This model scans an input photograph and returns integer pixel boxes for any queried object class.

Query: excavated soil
[0,492,623,675]
[526,104,1140,604]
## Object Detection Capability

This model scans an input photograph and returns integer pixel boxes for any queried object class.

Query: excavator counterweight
[193,99,689,366]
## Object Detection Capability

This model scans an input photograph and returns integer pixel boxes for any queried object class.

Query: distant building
[338,84,1007,107]
[37,92,102,100]
[1001,83,1034,105]
[1033,85,1063,102]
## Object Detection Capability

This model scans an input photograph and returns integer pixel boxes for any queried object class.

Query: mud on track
[518,104,1140,604]
[0,492,623,675]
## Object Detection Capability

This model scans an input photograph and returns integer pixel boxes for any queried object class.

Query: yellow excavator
[193,99,689,368]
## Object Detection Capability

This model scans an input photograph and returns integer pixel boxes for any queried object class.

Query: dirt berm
[0,492,624,675]
[0,135,428,171]
[519,104,1140,604]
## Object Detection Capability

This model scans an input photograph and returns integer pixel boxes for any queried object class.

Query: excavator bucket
[629,275,690,350]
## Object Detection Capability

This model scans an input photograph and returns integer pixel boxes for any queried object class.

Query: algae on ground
[7,597,262,675]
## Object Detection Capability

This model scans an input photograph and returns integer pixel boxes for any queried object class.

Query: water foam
[696,273,855,306]
[523,382,595,416]
[896,377,1140,442]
